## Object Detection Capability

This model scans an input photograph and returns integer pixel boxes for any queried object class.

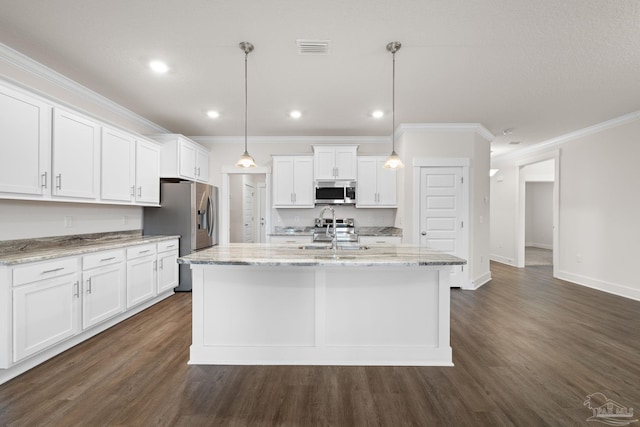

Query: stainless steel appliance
[313,217,358,243]
[143,180,218,291]
[314,180,356,205]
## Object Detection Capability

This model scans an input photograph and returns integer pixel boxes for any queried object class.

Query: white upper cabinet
[150,134,210,183]
[52,108,100,199]
[313,145,358,181]
[134,139,160,204]
[356,156,397,208]
[101,127,135,202]
[0,85,51,197]
[101,129,160,205]
[272,156,314,208]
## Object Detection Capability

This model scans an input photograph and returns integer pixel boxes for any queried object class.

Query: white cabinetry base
[189,265,452,366]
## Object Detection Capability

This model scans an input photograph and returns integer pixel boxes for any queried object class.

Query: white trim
[398,123,495,142]
[220,166,272,244]
[493,110,640,161]
[490,254,516,266]
[556,270,640,302]
[468,271,492,290]
[193,135,390,144]
[0,43,168,134]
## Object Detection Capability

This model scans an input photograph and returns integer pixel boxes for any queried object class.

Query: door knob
[421,232,427,236]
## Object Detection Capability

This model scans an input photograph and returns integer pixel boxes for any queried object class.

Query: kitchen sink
[298,244,370,251]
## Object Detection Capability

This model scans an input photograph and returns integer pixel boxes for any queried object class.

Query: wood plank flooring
[1,262,639,426]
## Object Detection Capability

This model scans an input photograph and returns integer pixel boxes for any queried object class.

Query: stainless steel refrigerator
[143,180,218,291]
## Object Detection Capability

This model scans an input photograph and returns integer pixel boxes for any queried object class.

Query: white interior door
[243,183,255,243]
[419,167,466,287]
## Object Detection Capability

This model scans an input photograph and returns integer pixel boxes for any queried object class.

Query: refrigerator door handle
[206,196,214,237]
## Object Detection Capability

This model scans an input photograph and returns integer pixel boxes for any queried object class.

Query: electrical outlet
[122,215,128,225]
[576,254,583,263]
[294,216,300,223]
[63,216,73,228]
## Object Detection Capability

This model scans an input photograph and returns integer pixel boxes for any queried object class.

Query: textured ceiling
[1,0,639,156]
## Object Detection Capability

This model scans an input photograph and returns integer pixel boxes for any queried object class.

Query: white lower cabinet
[126,244,157,308]
[81,251,126,329]
[157,240,179,293]
[13,271,80,362]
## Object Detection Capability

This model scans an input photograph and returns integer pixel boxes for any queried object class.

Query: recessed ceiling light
[149,60,169,74]
[509,141,521,145]
[290,110,302,119]
[206,110,220,119]
[502,128,514,136]
[372,110,384,119]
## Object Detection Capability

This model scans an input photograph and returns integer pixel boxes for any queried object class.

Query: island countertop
[178,243,466,267]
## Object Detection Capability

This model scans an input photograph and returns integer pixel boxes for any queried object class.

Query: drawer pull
[41,267,64,275]
[100,257,116,262]
[166,244,176,248]
[139,250,151,254]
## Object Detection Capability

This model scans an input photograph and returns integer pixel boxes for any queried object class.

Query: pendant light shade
[383,41,404,169]
[236,41,257,168]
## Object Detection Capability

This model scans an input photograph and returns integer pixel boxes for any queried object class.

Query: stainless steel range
[313,217,358,243]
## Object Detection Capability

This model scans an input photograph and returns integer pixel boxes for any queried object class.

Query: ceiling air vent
[296,39,330,55]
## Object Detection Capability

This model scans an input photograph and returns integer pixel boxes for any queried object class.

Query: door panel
[420,167,465,287]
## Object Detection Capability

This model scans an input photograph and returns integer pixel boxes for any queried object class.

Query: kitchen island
[178,243,465,366]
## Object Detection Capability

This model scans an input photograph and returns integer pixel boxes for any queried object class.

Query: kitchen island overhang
[179,244,466,366]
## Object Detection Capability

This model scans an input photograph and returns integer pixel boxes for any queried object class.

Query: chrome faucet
[319,206,337,252]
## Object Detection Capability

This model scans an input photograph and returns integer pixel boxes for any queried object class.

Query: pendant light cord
[244,49,248,153]
[392,50,395,151]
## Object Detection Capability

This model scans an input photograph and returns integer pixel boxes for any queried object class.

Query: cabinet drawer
[269,235,313,244]
[157,240,179,253]
[82,250,124,270]
[13,258,78,287]
[127,244,156,260]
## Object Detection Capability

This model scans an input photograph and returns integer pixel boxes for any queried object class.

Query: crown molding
[190,135,391,144]
[396,123,495,142]
[0,42,169,133]
[492,110,640,161]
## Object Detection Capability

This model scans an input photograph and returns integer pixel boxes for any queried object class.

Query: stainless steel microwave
[315,181,356,205]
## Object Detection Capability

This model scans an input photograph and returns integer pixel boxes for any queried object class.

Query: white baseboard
[464,271,492,290]
[490,254,516,266]
[556,270,640,302]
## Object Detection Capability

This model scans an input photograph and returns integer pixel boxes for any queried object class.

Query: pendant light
[236,41,257,168]
[383,41,404,169]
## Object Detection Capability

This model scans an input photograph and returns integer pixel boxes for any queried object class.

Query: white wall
[525,182,553,249]
[491,116,640,301]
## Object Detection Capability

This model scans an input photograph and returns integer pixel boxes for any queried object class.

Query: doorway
[515,153,559,276]
[414,158,470,288]
[220,167,271,244]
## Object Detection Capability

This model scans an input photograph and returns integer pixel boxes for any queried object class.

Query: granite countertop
[0,231,180,266]
[178,243,465,267]
[356,226,403,237]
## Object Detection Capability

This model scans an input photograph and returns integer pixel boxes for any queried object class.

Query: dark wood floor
[1,263,639,426]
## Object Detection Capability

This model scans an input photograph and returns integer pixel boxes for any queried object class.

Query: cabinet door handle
[166,244,176,249]
[41,267,64,275]
[41,171,48,189]
[74,281,80,298]
[131,185,136,197]
[138,186,142,198]
[100,257,116,262]
[86,278,92,294]
[197,167,201,176]
[139,249,151,254]
[153,260,157,271]
[55,174,62,190]
[160,259,164,269]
